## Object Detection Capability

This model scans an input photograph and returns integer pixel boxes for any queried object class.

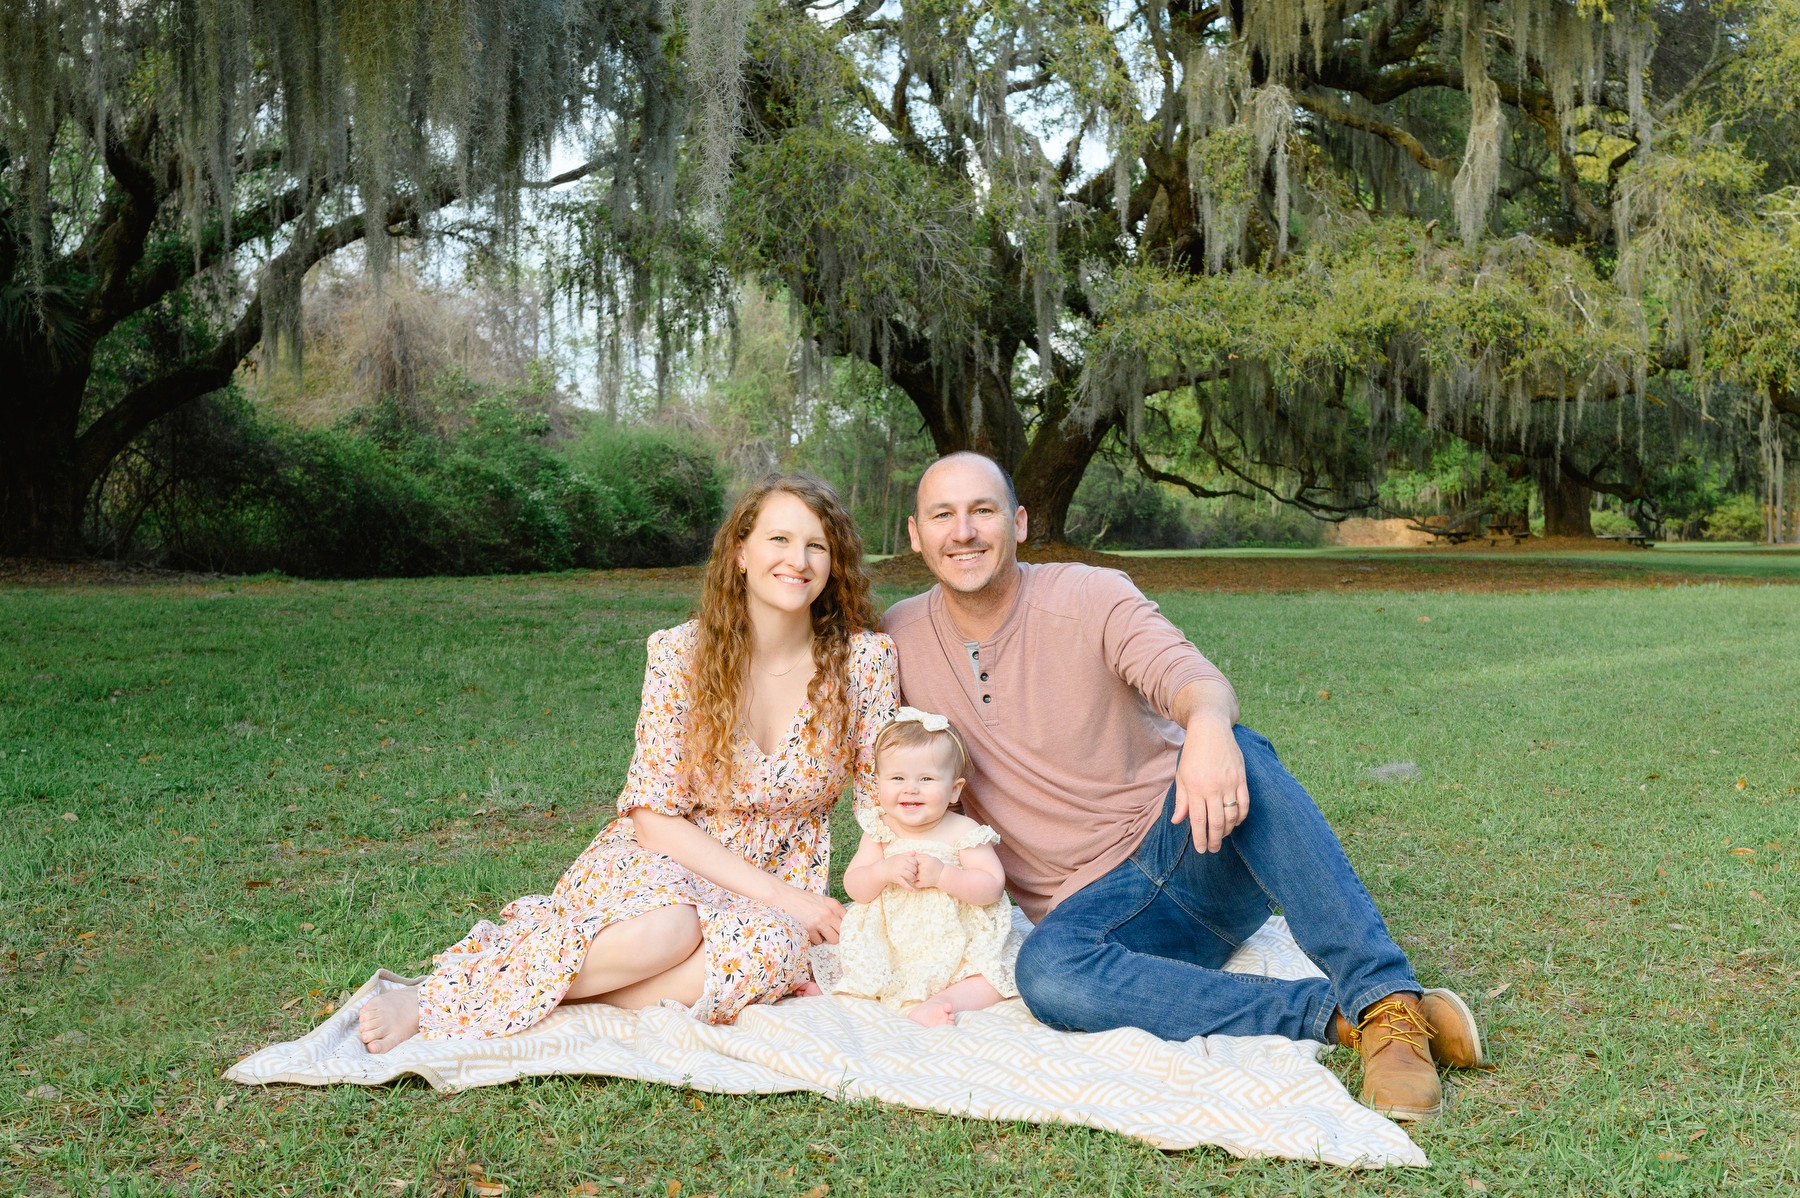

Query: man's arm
[1170,678,1248,854]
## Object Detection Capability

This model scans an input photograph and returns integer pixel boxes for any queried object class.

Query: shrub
[1067,458,1325,549]
[109,392,723,576]
[557,420,725,567]
[1701,494,1763,541]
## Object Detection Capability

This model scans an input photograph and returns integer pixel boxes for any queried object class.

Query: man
[881,451,1484,1121]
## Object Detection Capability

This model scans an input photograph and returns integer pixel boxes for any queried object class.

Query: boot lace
[1351,997,1436,1055]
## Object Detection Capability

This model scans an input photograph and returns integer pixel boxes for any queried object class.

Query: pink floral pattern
[417,621,897,1038]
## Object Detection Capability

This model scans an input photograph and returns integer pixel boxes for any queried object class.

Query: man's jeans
[1015,726,1420,1043]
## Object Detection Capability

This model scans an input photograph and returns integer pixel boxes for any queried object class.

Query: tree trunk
[1534,460,1593,538]
[1014,412,1114,545]
[0,352,92,557]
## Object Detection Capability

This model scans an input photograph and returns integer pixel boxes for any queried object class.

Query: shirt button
[982,694,992,703]
[980,672,989,682]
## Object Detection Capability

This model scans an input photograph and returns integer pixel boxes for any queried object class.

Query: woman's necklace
[758,643,814,677]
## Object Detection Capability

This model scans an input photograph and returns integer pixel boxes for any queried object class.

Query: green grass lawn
[3,574,1798,1196]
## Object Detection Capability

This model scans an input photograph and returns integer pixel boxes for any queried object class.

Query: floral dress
[831,810,1022,1012]
[416,620,898,1038]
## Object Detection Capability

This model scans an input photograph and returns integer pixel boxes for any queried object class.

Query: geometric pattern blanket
[223,916,1427,1168]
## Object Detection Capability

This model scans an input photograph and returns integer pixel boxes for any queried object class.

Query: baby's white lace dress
[832,809,1021,1011]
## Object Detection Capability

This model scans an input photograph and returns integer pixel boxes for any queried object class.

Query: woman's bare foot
[358,987,421,1054]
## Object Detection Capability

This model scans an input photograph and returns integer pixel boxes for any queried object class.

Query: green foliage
[557,420,726,567]
[726,125,988,359]
[112,391,723,577]
[1702,494,1765,541]
[1067,457,1325,549]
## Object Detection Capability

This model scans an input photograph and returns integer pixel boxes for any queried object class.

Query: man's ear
[1013,505,1028,544]
[907,514,922,552]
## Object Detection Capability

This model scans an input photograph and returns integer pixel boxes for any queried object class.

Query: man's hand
[1171,711,1249,853]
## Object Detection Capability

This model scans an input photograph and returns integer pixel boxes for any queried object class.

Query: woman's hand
[775,886,845,945]
[913,853,945,890]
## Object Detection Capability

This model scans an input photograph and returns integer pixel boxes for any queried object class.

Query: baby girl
[832,707,1020,1026]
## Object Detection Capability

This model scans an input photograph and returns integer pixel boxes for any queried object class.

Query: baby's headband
[883,706,968,770]
[893,706,950,732]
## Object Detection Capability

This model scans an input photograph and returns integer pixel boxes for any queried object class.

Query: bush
[557,420,725,567]
[110,391,723,577]
[1702,494,1763,541]
[1066,459,1325,550]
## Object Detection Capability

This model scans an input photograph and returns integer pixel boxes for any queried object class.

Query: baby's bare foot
[907,998,956,1027]
[357,987,420,1054]
[790,981,823,997]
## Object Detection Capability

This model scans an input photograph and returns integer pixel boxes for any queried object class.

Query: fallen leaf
[804,1186,829,1198]
[214,1093,235,1111]
[77,931,97,940]
[472,809,488,817]
[667,1183,681,1198]
[1487,982,1511,999]
[1736,779,1747,789]
[1687,1129,1707,1141]
[60,812,77,822]
[1465,1180,1488,1193]
[1731,847,1755,857]
[1317,690,1331,700]
[26,1084,60,1100]
[569,1185,601,1196]
[471,1185,507,1197]
[1418,616,1431,623]
[689,1096,704,1111]
[285,804,301,812]
[386,1180,413,1191]
[299,923,315,932]
[1750,890,1766,901]
[1657,1151,1688,1163]
[246,880,271,889]
[183,1162,204,1174]
[1668,923,1686,930]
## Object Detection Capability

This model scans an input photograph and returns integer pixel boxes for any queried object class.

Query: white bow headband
[892,706,950,732]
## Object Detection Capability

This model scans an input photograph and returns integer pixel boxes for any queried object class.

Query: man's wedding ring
[1222,800,1239,808]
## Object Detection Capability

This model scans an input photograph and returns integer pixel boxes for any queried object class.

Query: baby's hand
[914,853,945,889]
[886,853,919,890]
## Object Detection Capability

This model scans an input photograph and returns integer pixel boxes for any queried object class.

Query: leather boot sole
[1366,1094,1443,1122]
[1422,987,1485,1068]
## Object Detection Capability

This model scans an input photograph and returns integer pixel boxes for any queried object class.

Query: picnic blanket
[224,915,1426,1168]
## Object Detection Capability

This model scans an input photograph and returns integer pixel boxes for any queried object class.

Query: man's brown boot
[1345,994,1442,1121]
[1421,988,1485,1069]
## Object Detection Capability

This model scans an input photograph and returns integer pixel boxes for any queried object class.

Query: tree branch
[1297,89,1452,175]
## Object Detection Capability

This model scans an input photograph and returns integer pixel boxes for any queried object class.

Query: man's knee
[1016,929,1110,1032]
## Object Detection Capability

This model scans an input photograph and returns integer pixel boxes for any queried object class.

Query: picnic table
[1596,532,1654,548]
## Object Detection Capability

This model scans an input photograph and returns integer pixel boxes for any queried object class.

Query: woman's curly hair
[686,473,877,806]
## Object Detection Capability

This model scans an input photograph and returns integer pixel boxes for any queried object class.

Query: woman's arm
[632,809,845,943]
[843,833,914,903]
[912,844,1007,906]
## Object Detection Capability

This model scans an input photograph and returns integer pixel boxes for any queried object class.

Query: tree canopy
[4,0,1796,558]
[0,0,698,553]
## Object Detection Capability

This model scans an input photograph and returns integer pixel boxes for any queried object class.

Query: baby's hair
[873,716,967,778]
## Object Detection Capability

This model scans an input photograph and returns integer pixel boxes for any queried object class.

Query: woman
[357,473,896,1051]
